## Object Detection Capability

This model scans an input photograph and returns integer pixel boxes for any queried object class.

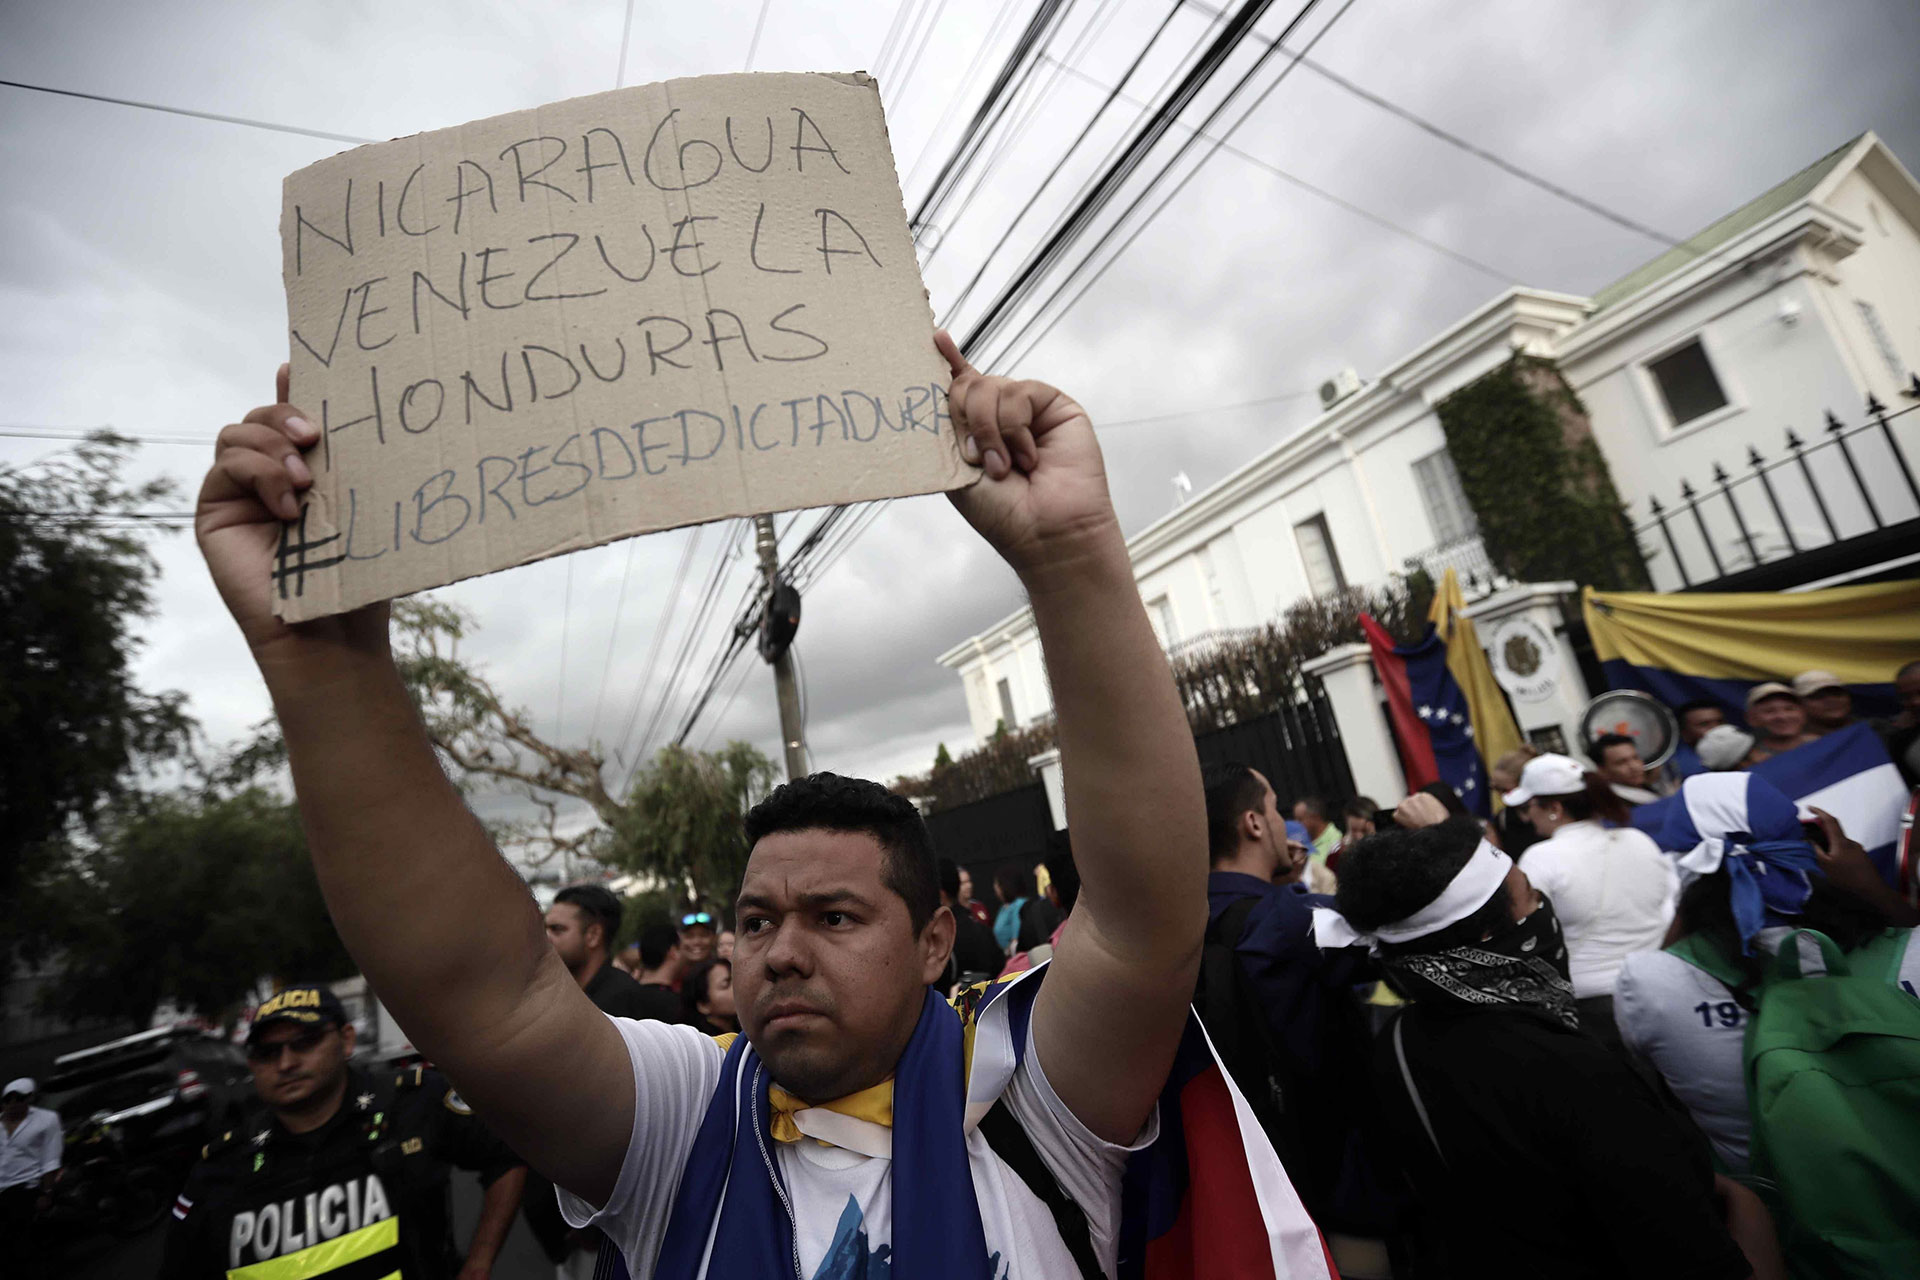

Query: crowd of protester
[23,346,1914,1280]
[1162,657,1920,1277]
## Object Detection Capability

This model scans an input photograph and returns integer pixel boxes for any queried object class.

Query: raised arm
[940,334,1207,1144]
[194,366,633,1204]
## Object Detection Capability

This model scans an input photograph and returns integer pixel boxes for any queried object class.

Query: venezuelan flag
[1582,580,1920,719]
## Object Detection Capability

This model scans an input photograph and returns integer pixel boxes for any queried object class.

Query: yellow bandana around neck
[767,1079,894,1145]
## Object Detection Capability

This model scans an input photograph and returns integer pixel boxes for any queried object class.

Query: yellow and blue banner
[1582,580,1920,719]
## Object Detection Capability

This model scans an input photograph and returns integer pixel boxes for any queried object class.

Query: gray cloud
[5,0,1916,828]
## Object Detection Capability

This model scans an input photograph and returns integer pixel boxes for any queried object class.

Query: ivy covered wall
[1436,354,1650,591]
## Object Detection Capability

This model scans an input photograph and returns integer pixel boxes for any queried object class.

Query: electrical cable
[615,0,638,87]
[909,0,1075,230]
[630,519,747,777]
[0,78,376,145]
[919,0,1128,270]
[934,0,1193,297]
[609,526,704,771]
[957,0,1298,357]
[585,537,643,747]
[898,0,1026,192]
[870,0,922,86]
[555,557,575,740]
[889,0,957,106]
[0,427,212,447]
[986,0,1360,371]
[1038,56,1515,282]
[743,0,775,71]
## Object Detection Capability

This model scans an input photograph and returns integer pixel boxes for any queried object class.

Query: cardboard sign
[275,72,969,621]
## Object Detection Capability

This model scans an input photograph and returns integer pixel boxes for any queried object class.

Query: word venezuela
[277,71,970,622]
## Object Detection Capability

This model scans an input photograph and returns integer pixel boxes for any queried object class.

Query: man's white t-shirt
[1518,820,1678,998]
[558,1016,1156,1280]
[1616,929,1920,1176]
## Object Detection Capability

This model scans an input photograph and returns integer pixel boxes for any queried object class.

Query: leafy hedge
[1435,355,1649,590]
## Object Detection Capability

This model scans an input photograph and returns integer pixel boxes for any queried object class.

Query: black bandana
[1377,896,1579,1030]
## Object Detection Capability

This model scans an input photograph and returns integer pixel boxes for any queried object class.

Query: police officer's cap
[247,984,347,1042]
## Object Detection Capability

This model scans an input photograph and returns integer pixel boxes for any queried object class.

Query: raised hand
[195,364,387,667]
[936,330,1120,581]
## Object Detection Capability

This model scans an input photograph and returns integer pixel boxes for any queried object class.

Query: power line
[1223,23,1689,248]
[0,426,214,447]
[990,0,1362,371]
[898,0,1026,192]
[743,0,775,71]
[554,557,575,741]
[609,526,704,772]
[890,0,957,103]
[959,0,1304,358]
[615,0,638,87]
[936,0,1201,306]
[1039,55,1516,282]
[0,78,376,145]
[919,0,1129,272]
[871,0,922,86]
[585,537,643,747]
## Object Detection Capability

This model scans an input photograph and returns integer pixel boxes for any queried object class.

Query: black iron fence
[922,693,1356,893]
[1633,395,1920,591]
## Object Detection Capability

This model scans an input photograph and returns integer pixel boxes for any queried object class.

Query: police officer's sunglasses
[246,1027,335,1062]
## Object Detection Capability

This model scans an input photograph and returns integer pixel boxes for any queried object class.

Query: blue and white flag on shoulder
[1632,723,1908,884]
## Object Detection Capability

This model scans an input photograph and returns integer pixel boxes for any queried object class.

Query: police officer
[161,984,526,1280]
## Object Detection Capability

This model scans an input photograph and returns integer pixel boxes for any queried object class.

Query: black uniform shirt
[160,1063,521,1280]
[582,961,663,1021]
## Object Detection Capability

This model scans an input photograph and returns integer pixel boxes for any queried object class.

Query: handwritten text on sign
[276,71,969,622]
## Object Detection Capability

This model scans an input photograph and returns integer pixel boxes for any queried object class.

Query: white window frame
[1636,331,1743,443]
[1411,448,1478,547]
[1855,299,1908,383]
[1293,513,1347,598]
[995,677,1016,729]
[1146,594,1179,648]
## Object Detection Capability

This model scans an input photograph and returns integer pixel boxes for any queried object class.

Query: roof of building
[1589,133,1864,313]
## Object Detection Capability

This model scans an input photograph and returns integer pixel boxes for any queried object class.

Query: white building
[939,132,1920,758]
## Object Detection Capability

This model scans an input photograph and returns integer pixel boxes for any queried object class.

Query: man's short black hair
[1041,833,1080,916]
[1202,762,1267,862]
[744,772,940,934]
[1296,795,1330,820]
[936,857,962,903]
[1342,795,1379,822]
[554,883,623,951]
[638,920,680,970]
[1674,698,1722,721]
[1591,732,1639,762]
[1334,817,1507,953]
[993,863,1034,903]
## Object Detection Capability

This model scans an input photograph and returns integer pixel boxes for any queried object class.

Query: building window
[1857,300,1907,382]
[1146,595,1179,647]
[1294,514,1347,597]
[995,678,1016,729]
[1412,448,1478,546]
[1646,338,1730,427]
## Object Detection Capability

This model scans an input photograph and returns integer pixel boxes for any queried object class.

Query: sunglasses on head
[246,1026,334,1062]
[680,912,714,928]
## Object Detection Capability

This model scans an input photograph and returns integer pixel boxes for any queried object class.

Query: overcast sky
[5,0,1917,843]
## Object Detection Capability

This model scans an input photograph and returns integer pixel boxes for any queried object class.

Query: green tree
[606,742,778,906]
[40,788,353,1027]
[1,435,191,929]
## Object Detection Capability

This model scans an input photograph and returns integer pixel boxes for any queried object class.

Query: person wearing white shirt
[1504,755,1678,1051]
[1,1078,63,1278]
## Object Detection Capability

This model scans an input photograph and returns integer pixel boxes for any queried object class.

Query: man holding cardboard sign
[198,72,1328,1280]
[196,325,1332,1276]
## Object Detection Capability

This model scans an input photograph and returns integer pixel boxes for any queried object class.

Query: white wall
[1821,164,1920,406]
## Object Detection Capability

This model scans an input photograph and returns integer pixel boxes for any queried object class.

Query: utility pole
[754,513,809,780]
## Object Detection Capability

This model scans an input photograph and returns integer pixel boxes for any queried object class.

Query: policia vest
[160,1064,521,1280]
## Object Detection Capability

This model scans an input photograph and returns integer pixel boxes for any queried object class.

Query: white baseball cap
[1502,753,1588,807]
[3,1077,34,1097]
